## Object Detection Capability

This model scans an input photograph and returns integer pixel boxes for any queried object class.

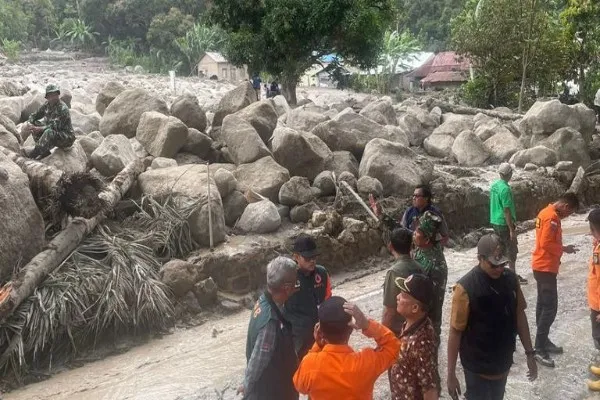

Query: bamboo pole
[207,162,213,250]
[340,181,379,223]
[0,159,144,321]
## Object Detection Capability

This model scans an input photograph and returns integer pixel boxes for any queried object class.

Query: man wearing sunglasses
[284,234,332,360]
[447,234,537,400]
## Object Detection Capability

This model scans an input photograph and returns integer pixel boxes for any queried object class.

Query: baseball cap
[318,296,352,325]
[395,274,434,308]
[477,234,509,266]
[292,235,320,258]
[498,163,513,177]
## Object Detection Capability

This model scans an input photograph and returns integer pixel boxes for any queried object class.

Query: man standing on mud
[489,163,527,285]
[532,193,579,368]
[241,256,299,400]
[382,227,423,335]
[447,234,537,400]
[284,235,332,360]
[25,84,75,160]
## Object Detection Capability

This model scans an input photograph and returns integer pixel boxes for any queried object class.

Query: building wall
[198,57,247,82]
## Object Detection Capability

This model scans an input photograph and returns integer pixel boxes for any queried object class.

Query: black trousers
[464,369,508,400]
[534,271,558,349]
[592,310,600,350]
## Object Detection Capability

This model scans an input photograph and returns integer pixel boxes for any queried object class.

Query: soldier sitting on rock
[24,84,75,160]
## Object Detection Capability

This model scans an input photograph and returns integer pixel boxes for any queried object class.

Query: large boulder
[151,157,178,169]
[182,128,213,159]
[96,81,126,116]
[136,112,188,158]
[91,134,137,176]
[99,88,169,138]
[271,126,332,181]
[432,114,474,137]
[474,119,501,142]
[423,133,455,158]
[538,127,591,168]
[521,99,596,144]
[359,99,397,126]
[397,113,431,146]
[213,168,237,198]
[357,176,383,197]
[221,114,271,165]
[383,125,410,147]
[70,109,100,134]
[237,200,281,233]
[271,95,291,117]
[41,141,88,174]
[312,112,396,158]
[77,136,101,160]
[0,97,23,124]
[170,95,208,132]
[222,190,248,226]
[313,171,337,196]
[484,126,523,162]
[21,92,45,122]
[233,100,278,143]
[0,79,27,97]
[0,125,20,152]
[233,156,290,202]
[160,259,204,298]
[0,153,45,280]
[212,81,256,127]
[137,165,226,246]
[509,146,558,167]
[286,107,329,133]
[290,202,320,223]
[406,106,438,129]
[325,151,359,178]
[452,130,490,166]
[278,176,315,206]
[359,138,434,196]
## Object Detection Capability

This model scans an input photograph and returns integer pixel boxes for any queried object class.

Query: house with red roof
[405,51,472,90]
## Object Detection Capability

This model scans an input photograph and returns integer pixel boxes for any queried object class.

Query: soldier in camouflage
[25,84,75,160]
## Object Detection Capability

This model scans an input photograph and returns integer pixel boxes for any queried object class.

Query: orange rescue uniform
[588,241,600,311]
[293,319,400,400]
[532,204,563,274]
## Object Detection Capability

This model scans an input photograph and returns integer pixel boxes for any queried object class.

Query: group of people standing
[241,162,598,399]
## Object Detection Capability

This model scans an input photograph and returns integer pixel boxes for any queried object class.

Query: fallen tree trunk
[425,99,524,121]
[0,158,144,321]
[0,146,106,219]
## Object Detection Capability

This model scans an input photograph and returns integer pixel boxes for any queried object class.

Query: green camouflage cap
[417,211,442,241]
[45,84,60,96]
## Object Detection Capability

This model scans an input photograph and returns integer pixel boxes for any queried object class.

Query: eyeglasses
[490,261,508,269]
[412,194,424,198]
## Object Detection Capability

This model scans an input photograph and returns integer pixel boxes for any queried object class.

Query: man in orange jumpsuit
[532,193,579,368]
[293,296,400,399]
[587,208,600,391]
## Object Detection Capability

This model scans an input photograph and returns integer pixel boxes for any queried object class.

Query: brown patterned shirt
[389,317,438,400]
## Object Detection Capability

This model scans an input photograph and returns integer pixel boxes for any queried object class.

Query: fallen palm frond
[123,194,201,260]
[0,225,174,381]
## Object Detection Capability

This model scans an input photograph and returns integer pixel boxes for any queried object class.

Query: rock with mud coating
[222,190,248,226]
[538,127,591,168]
[325,151,359,178]
[0,153,44,280]
[483,125,522,162]
[150,157,178,170]
[100,88,169,138]
[338,171,357,190]
[271,126,332,181]
[237,200,281,233]
[221,114,271,165]
[0,124,20,152]
[194,277,218,306]
[213,168,237,198]
[42,141,88,174]
[509,145,559,167]
[160,259,207,298]
[136,112,188,158]
[95,81,125,116]
[279,176,315,206]
[452,130,490,166]
[359,98,397,126]
[357,176,383,197]
[91,134,137,176]
[423,133,455,158]
[290,202,320,223]
[77,135,101,160]
[359,138,434,196]
[313,171,336,197]
[182,128,213,159]
[233,156,290,202]
[286,106,330,133]
[213,81,257,127]
[233,100,278,143]
[170,95,207,132]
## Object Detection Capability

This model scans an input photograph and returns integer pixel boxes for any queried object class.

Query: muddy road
[5,214,600,400]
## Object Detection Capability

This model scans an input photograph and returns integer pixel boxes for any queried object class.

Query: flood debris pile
[0,74,599,382]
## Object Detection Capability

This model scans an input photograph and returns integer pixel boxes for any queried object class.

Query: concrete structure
[197,52,248,83]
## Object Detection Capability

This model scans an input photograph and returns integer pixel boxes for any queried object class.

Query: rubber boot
[591,365,600,376]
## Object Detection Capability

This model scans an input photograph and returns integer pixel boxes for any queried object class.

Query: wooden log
[568,166,586,197]
[0,158,144,321]
[425,99,524,121]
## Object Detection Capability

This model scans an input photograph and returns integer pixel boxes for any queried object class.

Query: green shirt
[382,255,424,334]
[489,179,516,226]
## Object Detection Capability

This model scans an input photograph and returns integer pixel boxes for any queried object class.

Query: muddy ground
[3,214,600,400]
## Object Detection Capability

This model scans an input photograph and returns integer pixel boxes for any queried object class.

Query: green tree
[210,0,395,104]
[0,0,30,43]
[561,0,600,104]
[376,30,421,92]
[147,8,195,55]
[452,0,569,108]
[175,23,225,75]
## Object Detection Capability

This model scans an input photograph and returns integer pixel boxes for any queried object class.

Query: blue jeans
[464,369,507,400]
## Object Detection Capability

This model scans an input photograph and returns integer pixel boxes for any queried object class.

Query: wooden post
[207,162,213,250]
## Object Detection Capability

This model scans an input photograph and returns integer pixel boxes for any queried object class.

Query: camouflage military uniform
[413,211,448,340]
[27,85,74,158]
